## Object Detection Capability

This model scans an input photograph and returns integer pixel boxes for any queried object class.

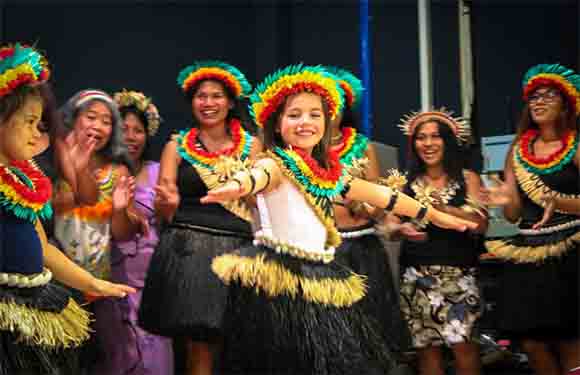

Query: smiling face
[414,121,444,168]
[0,95,44,163]
[191,80,233,128]
[122,111,147,162]
[74,100,113,152]
[278,92,326,154]
[528,86,566,126]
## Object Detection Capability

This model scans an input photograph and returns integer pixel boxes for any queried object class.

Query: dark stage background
[1,0,578,168]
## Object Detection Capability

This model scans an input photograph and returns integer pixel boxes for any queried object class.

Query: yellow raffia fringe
[212,253,367,308]
[485,230,580,263]
[513,152,579,213]
[0,297,91,348]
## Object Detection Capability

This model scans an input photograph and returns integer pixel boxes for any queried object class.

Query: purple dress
[95,161,173,375]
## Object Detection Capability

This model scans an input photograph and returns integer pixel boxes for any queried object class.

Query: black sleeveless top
[518,160,579,229]
[172,161,252,235]
[0,210,44,274]
[400,178,481,267]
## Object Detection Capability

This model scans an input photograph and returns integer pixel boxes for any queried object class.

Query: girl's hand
[532,195,556,229]
[398,222,428,242]
[200,180,245,204]
[154,184,179,211]
[427,207,478,232]
[479,175,513,207]
[112,176,136,211]
[85,278,136,299]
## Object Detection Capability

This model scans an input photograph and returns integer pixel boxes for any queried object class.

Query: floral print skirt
[400,265,482,348]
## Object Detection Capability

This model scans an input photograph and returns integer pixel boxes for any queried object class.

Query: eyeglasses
[528,89,561,105]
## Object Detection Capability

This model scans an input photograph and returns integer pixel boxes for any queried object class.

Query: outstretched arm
[345,178,478,232]
[201,158,282,204]
[36,220,135,298]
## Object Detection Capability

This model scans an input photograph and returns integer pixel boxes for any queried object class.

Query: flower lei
[334,127,368,167]
[515,129,578,175]
[176,119,253,170]
[268,146,344,249]
[0,160,52,222]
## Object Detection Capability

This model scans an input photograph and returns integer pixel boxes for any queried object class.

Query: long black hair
[407,119,465,186]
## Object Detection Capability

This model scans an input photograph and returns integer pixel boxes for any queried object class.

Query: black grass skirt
[0,282,89,375]
[335,229,410,352]
[212,244,395,375]
[138,224,251,340]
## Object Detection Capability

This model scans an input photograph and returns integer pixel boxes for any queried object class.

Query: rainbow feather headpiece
[113,89,162,136]
[325,66,363,110]
[522,63,580,115]
[398,107,471,142]
[249,64,345,128]
[177,60,251,99]
[0,43,50,98]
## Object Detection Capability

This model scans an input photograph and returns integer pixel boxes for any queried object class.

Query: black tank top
[400,177,481,267]
[518,159,579,229]
[172,162,252,235]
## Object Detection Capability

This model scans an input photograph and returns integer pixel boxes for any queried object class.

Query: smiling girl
[0,44,134,375]
[201,65,478,375]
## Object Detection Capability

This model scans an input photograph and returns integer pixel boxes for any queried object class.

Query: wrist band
[415,205,428,222]
[248,173,257,194]
[384,191,399,211]
[231,178,244,191]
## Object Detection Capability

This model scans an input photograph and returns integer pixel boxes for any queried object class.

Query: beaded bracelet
[384,191,399,211]
[415,205,428,222]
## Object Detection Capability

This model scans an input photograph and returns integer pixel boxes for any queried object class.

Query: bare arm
[155,140,181,222]
[502,156,523,222]
[552,148,580,215]
[345,178,478,231]
[37,220,135,297]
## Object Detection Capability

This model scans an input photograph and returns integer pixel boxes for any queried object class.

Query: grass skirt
[0,281,90,375]
[212,244,394,375]
[138,224,250,340]
[335,229,409,352]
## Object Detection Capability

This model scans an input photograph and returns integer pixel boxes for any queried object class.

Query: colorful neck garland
[0,160,52,222]
[268,146,344,249]
[333,127,368,167]
[515,129,578,175]
[177,119,252,170]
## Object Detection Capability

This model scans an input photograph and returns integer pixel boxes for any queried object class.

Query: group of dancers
[0,42,577,375]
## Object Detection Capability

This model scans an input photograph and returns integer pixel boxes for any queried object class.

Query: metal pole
[458,0,474,122]
[418,0,433,111]
[359,0,372,137]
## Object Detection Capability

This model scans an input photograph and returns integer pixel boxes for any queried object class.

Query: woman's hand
[200,180,245,204]
[154,184,179,211]
[84,278,136,299]
[427,207,478,232]
[112,176,136,211]
[479,175,514,207]
[67,129,98,173]
[532,195,556,229]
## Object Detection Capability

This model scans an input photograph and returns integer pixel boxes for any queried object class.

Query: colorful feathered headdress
[0,43,50,98]
[113,89,162,136]
[398,107,471,143]
[522,63,580,115]
[177,60,251,99]
[325,66,363,110]
[249,64,345,128]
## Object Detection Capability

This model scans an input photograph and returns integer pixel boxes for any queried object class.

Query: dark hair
[60,90,132,171]
[407,119,465,186]
[119,105,154,162]
[0,84,43,126]
[184,78,257,135]
[262,93,332,168]
[339,105,361,130]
